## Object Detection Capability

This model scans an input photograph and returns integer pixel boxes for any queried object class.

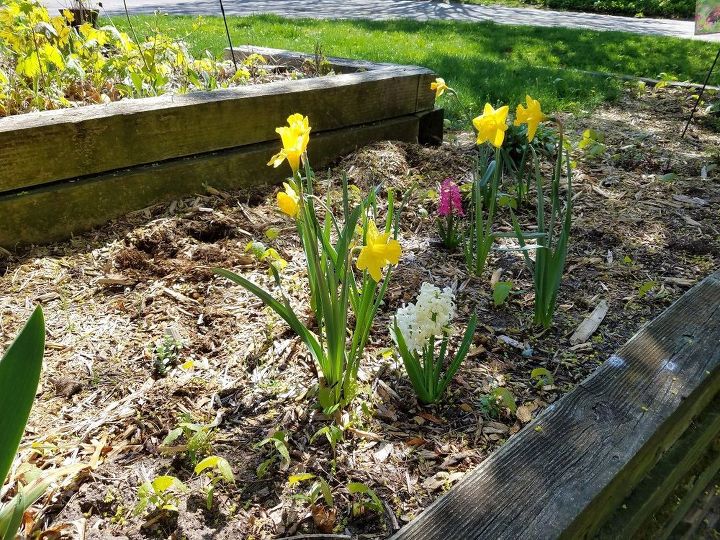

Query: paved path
[46,0,719,41]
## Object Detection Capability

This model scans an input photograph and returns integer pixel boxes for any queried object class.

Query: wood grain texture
[0,115,419,248]
[393,270,720,540]
[598,395,720,538]
[0,64,434,193]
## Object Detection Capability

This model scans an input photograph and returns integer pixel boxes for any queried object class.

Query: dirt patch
[0,86,718,539]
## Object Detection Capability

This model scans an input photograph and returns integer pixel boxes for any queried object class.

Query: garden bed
[0,45,436,248]
[0,84,718,539]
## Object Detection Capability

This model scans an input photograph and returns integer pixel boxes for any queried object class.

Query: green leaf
[288,473,316,485]
[637,280,656,298]
[152,476,179,493]
[530,367,554,387]
[265,227,281,240]
[0,307,45,488]
[162,427,183,446]
[492,281,513,306]
[492,387,517,413]
[194,455,220,474]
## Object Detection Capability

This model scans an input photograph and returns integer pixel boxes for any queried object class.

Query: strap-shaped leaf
[213,269,322,362]
[0,306,45,488]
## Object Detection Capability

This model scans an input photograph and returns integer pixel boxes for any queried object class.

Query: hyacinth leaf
[437,313,478,398]
[392,319,432,404]
[0,306,45,488]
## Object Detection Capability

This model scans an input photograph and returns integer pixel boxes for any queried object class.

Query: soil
[0,85,718,539]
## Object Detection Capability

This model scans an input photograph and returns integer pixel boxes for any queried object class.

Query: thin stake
[681,46,720,139]
[219,0,238,72]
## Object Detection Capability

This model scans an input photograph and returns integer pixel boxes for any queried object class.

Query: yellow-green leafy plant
[0,0,244,116]
[133,475,188,516]
[216,114,401,412]
[194,456,235,510]
[391,283,478,405]
[0,307,45,538]
[510,97,572,328]
[479,387,517,418]
[254,430,291,478]
[347,482,383,517]
[162,415,215,466]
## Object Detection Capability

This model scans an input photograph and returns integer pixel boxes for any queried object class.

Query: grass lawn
[450,0,693,19]
[114,14,717,119]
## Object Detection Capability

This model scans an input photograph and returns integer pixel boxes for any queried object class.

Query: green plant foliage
[194,456,235,510]
[162,415,215,466]
[0,0,248,117]
[464,149,500,277]
[492,281,513,307]
[530,367,555,387]
[217,135,399,412]
[134,475,188,516]
[347,482,383,517]
[254,431,291,478]
[511,124,573,328]
[0,307,45,539]
[479,387,518,418]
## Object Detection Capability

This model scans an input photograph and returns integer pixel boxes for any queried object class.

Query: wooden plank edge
[0,66,432,132]
[659,437,720,539]
[1,67,435,193]
[0,114,421,248]
[225,44,402,73]
[392,270,720,540]
[597,394,720,538]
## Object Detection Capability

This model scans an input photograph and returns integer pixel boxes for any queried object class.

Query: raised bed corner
[0,46,440,248]
[393,270,720,540]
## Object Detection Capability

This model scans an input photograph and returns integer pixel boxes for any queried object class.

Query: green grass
[113,14,717,119]
[453,0,693,19]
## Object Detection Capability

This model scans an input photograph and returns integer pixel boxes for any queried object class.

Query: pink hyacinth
[438,179,464,217]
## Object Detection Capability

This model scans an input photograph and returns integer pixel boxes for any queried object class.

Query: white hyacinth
[392,283,456,353]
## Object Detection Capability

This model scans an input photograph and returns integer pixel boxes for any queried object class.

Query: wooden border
[393,270,720,540]
[0,48,437,247]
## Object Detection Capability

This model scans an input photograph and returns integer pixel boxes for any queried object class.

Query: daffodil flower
[356,220,402,282]
[514,95,547,141]
[268,113,311,174]
[277,182,299,218]
[430,77,449,98]
[472,103,509,148]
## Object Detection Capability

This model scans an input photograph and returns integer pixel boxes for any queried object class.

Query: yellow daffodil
[514,95,548,141]
[268,113,311,174]
[430,77,449,98]
[472,103,509,148]
[277,182,300,218]
[356,220,402,282]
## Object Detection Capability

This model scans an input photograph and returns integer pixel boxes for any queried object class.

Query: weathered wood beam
[0,115,420,248]
[393,270,720,540]
[0,65,434,193]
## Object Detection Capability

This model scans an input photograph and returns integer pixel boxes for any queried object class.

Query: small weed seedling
[347,482,383,518]
[530,367,555,388]
[163,415,215,466]
[492,281,513,307]
[289,473,337,533]
[134,476,188,516]
[194,456,235,510]
[254,430,291,478]
[152,335,184,376]
[479,387,517,418]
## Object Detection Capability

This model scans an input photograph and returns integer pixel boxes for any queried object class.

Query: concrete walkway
[46,0,719,41]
